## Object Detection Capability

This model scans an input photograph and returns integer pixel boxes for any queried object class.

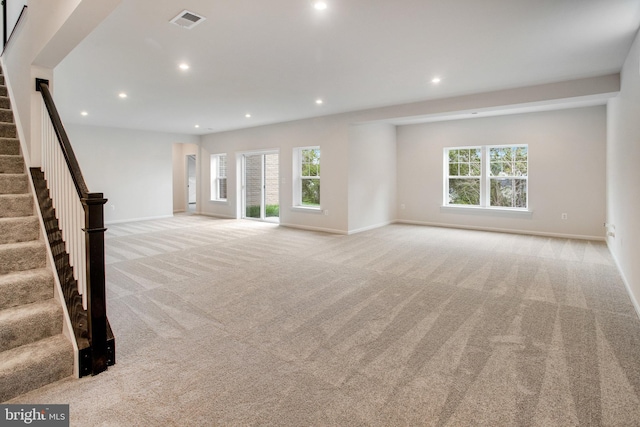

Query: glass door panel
[244,154,263,219]
[264,154,279,220]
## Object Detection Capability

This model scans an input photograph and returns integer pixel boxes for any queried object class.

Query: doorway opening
[242,152,279,222]
[186,154,196,213]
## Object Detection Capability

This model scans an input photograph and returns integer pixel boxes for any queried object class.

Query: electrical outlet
[561,213,567,220]
[400,204,406,210]
[324,209,329,216]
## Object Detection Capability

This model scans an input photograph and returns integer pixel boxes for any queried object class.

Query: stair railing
[36,78,109,375]
[2,1,28,54]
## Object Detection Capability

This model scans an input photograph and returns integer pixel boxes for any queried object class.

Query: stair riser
[0,217,40,244]
[0,155,24,173]
[0,270,53,310]
[0,174,28,194]
[0,123,16,138]
[0,74,77,402]
[0,302,62,353]
[0,138,20,155]
[0,243,46,275]
[0,108,13,123]
[0,194,33,218]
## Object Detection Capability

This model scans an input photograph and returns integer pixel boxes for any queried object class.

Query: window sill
[291,206,322,214]
[440,205,533,218]
[210,199,229,205]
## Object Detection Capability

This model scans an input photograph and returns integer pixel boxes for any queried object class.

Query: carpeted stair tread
[0,108,13,123]
[0,71,76,402]
[0,138,20,155]
[0,216,39,244]
[0,299,62,353]
[0,173,28,194]
[0,269,53,310]
[0,154,23,173]
[0,241,46,274]
[0,123,16,138]
[0,334,73,402]
[0,194,33,218]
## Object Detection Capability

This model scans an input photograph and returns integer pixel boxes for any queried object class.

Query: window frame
[444,146,483,207]
[487,145,528,209]
[210,153,228,202]
[444,144,528,211]
[293,146,321,209]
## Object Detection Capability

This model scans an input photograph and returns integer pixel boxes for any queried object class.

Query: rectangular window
[447,147,482,206]
[489,146,528,208]
[444,145,528,209]
[210,154,227,201]
[294,147,320,207]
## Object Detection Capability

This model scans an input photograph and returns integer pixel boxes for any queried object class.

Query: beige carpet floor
[8,215,640,426]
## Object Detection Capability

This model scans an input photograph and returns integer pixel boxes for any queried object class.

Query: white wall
[198,77,618,235]
[200,116,350,233]
[0,0,120,165]
[172,143,199,213]
[348,123,397,233]
[607,30,640,314]
[397,107,607,239]
[4,0,28,41]
[348,74,618,124]
[66,124,198,224]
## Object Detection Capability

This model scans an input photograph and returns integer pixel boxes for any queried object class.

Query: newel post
[82,192,108,375]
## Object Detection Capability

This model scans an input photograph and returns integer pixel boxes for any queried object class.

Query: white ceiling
[53,0,640,135]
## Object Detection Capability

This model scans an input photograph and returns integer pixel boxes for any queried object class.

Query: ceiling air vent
[170,10,206,29]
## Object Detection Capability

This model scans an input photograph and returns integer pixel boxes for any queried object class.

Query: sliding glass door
[242,152,279,222]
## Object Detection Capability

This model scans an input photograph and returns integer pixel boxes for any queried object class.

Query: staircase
[0,68,73,402]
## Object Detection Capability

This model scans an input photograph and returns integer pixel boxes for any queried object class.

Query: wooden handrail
[2,4,28,55]
[36,77,111,376]
[36,79,89,198]
[2,0,6,49]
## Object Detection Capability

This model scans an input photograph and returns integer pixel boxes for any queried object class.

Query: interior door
[187,155,196,212]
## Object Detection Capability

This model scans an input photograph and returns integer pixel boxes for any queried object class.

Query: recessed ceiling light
[195,124,200,128]
[313,1,328,10]
[315,99,323,105]
[80,111,88,116]
[245,114,251,118]
[431,77,442,84]
[118,92,127,98]
[179,63,190,71]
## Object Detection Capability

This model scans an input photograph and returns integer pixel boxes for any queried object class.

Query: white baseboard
[396,219,605,241]
[607,240,640,320]
[279,222,347,235]
[347,221,394,235]
[198,212,237,220]
[105,214,173,225]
